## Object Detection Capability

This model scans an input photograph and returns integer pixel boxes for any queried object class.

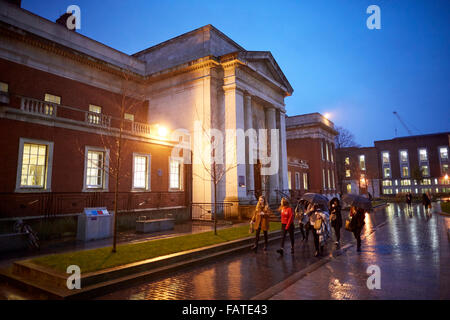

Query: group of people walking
[250,195,367,257]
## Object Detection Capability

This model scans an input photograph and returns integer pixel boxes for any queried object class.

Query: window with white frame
[421,165,429,177]
[169,158,183,190]
[288,171,292,190]
[124,113,134,121]
[16,138,53,192]
[359,155,366,171]
[295,172,300,190]
[439,146,448,161]
[44,93,60,116]
[383,167,390,178]
[382,180,392,187]
[400,150,408,163]
[133,154,150,190]
[322,169,326,190]
[83,147,109,191]
[88,104,102,125]
[382,152,390,165]
[402,166,409,177]
[418,148,428,162]
[303,173,308,190]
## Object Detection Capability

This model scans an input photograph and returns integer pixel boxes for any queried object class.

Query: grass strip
[31,222,281,274]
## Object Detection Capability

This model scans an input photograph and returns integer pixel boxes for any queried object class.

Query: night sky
[21,0,450,146]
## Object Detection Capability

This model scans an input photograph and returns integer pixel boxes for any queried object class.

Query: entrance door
[254,159,262,199]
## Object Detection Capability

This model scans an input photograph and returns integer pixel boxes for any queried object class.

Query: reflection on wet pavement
[97,203,397,300]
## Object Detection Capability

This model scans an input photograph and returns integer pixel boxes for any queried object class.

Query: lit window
[382,152,390,164]
[400,150,408,163]
[133,154,150,189]
[401,179,411,186]
[421,179,431,185]
[88,104,102,125]
[332,171,335,189]
[421,165,429,176]
[359,155,366,171]
[303,173,308,190]
[169,158,182,190]
[383,188,393,195]
[384,167,390,178]
[382,180,392,187]
[440,147,449,160]
[346,184,351,194]
[434,178,438,185]
[288,171,292,190]
[20,143,47,187]
[86,150,105,189]
[402,166,409,177]
[321,142,324,160]
[0,82,8,93]
[345,157,350,165]
[295,172,300,190]
[443,164,449,174]
[327,169,331,189]
[44,93,60,116]
[124,113,134,121]
[419,148,428,162]
[345,169,351,178]
[322,169,326,190]
[16,138,54,192]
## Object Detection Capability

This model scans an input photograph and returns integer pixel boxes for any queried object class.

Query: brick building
[336,147,381,197]
[286,113,338,200]
[0,1,294,226]
[336,132,450,197]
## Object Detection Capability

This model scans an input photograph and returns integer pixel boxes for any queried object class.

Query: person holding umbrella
[307,203,329,257]
[276,197,295,255]
[329,197,342,248]
[250,196,271,253]
[349,206,366,252]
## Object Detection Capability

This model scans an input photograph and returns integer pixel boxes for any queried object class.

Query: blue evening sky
[22,0,450,146]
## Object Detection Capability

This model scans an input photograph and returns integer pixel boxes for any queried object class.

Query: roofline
[132,24,245,57]
[374,131,450,144]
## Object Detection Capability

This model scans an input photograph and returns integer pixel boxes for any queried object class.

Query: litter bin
[77,207,113,241]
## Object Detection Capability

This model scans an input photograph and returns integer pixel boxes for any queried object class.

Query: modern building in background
[286,113,338,200]
[336,132,450,196]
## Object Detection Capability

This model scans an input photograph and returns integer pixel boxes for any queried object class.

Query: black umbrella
[300,193,329,210]
[342,194,372,211]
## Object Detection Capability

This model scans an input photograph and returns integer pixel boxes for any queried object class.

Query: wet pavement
[95,204,392,300]
[270,203,450,299]
[1,203,449,300]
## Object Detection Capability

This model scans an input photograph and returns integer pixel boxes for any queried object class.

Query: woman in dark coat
[350,206,366,252]
[329,197,342,247]
[422,193,431,215]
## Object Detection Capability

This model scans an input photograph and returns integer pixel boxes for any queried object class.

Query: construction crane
[393,111,413,136]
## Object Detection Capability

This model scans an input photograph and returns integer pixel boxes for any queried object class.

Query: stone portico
[137,26,293,215]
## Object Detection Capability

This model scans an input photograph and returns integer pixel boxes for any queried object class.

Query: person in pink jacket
[276,197,295,255]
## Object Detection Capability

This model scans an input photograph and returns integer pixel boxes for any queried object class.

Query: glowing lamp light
[324,112,331,119]
[157,125,168,137]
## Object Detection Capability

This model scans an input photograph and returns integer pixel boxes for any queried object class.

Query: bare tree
[193,109,238,235]
[75,68,146,253]
[335,126,360,149]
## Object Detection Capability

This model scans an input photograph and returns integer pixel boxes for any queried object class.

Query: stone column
[278,110,289,193]
[223,86,247,216]
[265,106,279,204]
[244,94,255,202]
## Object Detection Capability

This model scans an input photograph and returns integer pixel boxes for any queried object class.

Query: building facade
[336,147,381,197]
[336,132,450,197]
[286,113,338,199]
[0,1,293,222]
